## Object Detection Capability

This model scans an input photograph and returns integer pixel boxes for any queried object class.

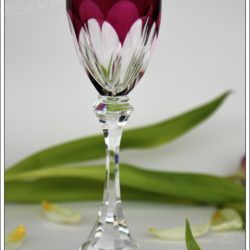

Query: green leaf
[6,91,231,177]
[5,164,245,204]
[122,91,231,149]
[185,219,201,250]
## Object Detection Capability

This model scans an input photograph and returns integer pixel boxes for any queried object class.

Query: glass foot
[80,202,140,250]
[81,238,140,250]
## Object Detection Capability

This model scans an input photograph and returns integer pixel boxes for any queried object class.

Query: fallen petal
[42,201,82,224]
[210,208,243,232]
[149,223,209,241]
[5,225,26,250]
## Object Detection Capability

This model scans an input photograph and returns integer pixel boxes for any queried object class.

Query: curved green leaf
[6,91,231,176]
[5,163,245,204]
[185,219,202,250]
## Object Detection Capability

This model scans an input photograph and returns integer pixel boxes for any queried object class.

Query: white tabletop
[5,202,245,250]
[5,0,245,171]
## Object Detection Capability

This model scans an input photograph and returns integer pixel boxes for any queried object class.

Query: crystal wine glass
[66,0,162,249]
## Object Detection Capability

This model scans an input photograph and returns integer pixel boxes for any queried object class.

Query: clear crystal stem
[81,95,140,250]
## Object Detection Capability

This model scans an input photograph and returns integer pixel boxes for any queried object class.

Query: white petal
[120,19,143,82]
[145,22,156,49]
[102,21,120,69]
[141,23,157,71]
[79,28,96,71]
[123,19,142,52]
[87,19,103,65]
[42,201,82,224]
[67,13,83,65]
[78,28,91,68]
[5,225,26,250]
[79,27,105,85]
[149,223,209,241]
[210,208,243,232]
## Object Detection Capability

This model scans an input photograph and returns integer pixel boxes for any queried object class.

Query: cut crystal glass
[67,0,161,96]
[66,1,162,249]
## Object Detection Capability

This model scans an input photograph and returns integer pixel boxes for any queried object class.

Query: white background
[5,1,246,249]
[6,0,245,174]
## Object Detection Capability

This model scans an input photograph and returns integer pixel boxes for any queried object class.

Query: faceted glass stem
[80,96,140,250]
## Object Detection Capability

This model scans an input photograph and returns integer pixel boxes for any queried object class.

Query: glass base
[81,241,139,250]
[80,202,140,250]
[81,238,139,250]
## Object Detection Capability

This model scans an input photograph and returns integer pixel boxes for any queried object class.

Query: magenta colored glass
[67,0,161,41]
[67,0,161,96]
